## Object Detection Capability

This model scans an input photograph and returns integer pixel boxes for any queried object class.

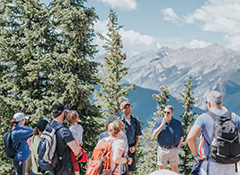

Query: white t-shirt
[109,137,125,175]
[69,124,83,146]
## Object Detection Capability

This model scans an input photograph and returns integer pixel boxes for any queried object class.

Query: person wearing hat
[48,102,81,175]
[10,112,34,175]
[120,101,142,175]
[27,118,50,175]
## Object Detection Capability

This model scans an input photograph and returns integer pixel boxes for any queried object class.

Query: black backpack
[204,111,240,164]
[3,130,22,159]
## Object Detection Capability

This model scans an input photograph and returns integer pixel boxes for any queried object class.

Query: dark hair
[10,118,19,125]
[66,110,79,124]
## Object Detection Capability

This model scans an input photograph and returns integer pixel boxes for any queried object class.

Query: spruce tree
[0,0,101,173]
[94,10,135,118]
[178,76,198,174]
[136,86,170,175]
[0,1,52,173]
[44,0,102,153]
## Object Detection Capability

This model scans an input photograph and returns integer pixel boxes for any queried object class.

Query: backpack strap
[207,111,231,122]
[11,130,22,151]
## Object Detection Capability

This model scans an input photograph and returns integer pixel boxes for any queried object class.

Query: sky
[42,0,240,56]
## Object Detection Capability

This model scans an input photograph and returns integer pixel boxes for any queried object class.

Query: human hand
[195,155,205,163]
[127,157,133,165]
[161,117,167,125]
[130,145,136,153]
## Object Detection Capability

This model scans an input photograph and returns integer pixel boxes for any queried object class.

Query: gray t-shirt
[69,124,83,146]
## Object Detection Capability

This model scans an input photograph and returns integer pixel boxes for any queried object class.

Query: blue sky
[42,0,240,56]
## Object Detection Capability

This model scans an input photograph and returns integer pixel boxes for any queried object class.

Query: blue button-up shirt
[152,118,184,147]
[121,115,142,145]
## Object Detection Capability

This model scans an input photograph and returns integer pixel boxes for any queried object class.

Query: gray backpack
[37,123,63,173]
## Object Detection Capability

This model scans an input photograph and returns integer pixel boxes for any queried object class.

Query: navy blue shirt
[121,115,142,145]
[50,121,74,170]
[152,118,184,147]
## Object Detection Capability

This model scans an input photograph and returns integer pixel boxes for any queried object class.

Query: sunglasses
[164,111,171,114]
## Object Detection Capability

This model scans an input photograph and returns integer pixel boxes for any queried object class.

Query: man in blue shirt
[152,105,184,173]
[187,91,240,175]
[120,101,142,175]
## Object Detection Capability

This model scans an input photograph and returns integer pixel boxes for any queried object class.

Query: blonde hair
[108,120,125,137]
[66,110,79,124]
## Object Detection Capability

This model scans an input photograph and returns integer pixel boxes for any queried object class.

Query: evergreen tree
[178,76,198,174]
[0,1,52,173]
[135,86,170,175]
[47,0,102,152]
[94,10,135,118]
[0,0,101,174]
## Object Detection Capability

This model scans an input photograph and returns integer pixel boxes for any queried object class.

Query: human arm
[12,125,34,142]
[177,137,183,150]
[113,140,132,165]
[129,136,139,153]
[152,118,166,138]
[67,140,81,157]
[187,125,205,162]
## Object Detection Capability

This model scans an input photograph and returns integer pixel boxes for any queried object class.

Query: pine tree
[135,86,170,175]
[94,10,135,118]
[178,76,198,174]
[45,1,102,171]
[0,1,52,173]
[0,0,101,174]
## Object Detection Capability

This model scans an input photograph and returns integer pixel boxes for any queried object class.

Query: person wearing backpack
[28,118,50,175]
[187,91,240,175]
[99,115,129,175]
[10,112,34,175]
[120,101,142,175]
[48,102,82,175]
[86,120,132,175]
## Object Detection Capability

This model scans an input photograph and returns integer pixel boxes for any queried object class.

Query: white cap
[13,113,29,122]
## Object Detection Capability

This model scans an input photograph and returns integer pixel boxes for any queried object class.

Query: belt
[160,145,176,149]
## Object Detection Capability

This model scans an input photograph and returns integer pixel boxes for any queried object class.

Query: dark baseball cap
[51,102,65,113]
[37,118,50,131]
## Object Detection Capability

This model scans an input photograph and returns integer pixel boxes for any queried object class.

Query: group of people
[8,90,240,175]
[10,103,84,175]
[9,100,142,175]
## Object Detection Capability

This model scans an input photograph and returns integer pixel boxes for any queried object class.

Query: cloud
[224,35,240,51]
[97,0,137,11]
[164,0,240,50]
[94,20,161,56]
[162,8,181,24]
[184,39,212,48]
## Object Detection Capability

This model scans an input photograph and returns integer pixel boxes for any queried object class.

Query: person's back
[11,113,33,175]
[49,102,81,175]
[30,118,50,175]
[187,91,240,175]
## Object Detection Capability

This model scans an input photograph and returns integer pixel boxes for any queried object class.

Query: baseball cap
[106,115,118,125]
[51,102,65,113]
[120,101,131,110]
[37,118,50,131]
[13,113,29,122]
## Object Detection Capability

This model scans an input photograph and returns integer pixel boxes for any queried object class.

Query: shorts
[128,151,136,171]
[157,146,179,166]
[200,160,235,175]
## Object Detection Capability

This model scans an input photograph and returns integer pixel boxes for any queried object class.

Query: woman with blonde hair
[107,120,133,175]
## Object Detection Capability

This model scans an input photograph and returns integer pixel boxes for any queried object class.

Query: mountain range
[94,43,240,126]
